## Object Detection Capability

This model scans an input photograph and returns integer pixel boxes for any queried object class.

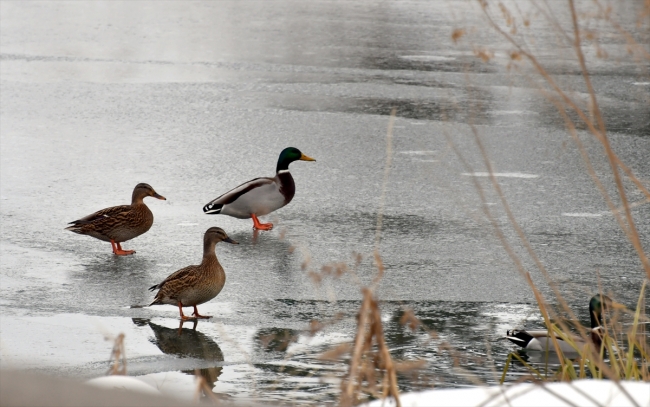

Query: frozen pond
[1,1,649,404]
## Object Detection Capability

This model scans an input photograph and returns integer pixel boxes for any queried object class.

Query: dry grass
[339,287,401,407]
[327,0,650,404]
[442,0,650,386]
[107,333,127,376]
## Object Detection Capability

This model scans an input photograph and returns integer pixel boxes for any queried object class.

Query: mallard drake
[65,183,166,255]
[149,227,238,320]
[202,147,315,230]
[506,294,611,352]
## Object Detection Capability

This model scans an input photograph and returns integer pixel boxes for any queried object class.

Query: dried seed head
[451,28,466,43]
[309,271,322,285]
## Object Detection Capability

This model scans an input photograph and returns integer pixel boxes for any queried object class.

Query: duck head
[204,227,238,249]
[276,147,316,173]
[589,294,612,329]
[132,183,166,204]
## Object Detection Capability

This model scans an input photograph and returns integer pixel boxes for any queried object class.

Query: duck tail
[65,224,83,233]
[203,202,223,215]
[149,289,163,306]
[148,283,159,292]
[505,329,533,348]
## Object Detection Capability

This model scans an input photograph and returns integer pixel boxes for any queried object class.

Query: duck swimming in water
[202,147,315,230]
[506,294,611,353]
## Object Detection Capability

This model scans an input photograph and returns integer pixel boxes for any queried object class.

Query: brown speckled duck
[149,227,238,320]
[65,183,166,255]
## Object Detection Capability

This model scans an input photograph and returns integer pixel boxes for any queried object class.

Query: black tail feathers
[203,202,223,214]
[505,329,534,348]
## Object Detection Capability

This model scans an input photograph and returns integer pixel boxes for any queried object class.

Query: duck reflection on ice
[255,327,300,353]
[132,318,224,397]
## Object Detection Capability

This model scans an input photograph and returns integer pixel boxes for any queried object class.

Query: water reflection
[67,255,157,313]
[228,228,298,286]
[362,55,495,74]
[265,93,493,124]
[255,327,300,353]
[514,349,580,366]
[132,318,224,398]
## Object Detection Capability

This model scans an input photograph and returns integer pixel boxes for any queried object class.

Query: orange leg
[111,240,135,256]
[251,214,273,230]
[178,301,196,321]
[192,305,212,319]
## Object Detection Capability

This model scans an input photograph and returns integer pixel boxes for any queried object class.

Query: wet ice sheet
[1,0,649,405]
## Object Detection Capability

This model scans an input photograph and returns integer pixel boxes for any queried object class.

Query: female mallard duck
[202,147,315,230]
[506,294,611,352]
[65,183,166,255]
[149,227,238,320]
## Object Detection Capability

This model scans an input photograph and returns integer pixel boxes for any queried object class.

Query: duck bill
[224,237,239,244]
[300,153,316,161]
[153,192,167,200]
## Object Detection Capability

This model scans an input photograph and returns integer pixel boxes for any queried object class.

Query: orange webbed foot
[113,242,135,256]
[251,214,273,230]
[114,242,135,256]
[192,306,212,319]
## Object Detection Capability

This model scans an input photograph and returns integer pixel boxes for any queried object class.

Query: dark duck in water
[506,294,612,353]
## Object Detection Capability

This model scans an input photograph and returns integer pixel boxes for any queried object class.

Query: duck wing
[68,205,132,225]
[525,330,553,338]
[149,265,198,292]
[507,329,587,352]
[203,177,275,213]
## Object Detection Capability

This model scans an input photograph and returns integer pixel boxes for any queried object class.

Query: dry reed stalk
[443,0,650,383]
[374,107,397,249]
[567,0,648,278]
[340,287,401,407]
[107,333,127,375]
[338,108,404,406]
[194,369,221,404]
[478,0,650,279]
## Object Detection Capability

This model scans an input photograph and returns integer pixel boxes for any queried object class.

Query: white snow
[86,376,161,395]
[363,380,649,407]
